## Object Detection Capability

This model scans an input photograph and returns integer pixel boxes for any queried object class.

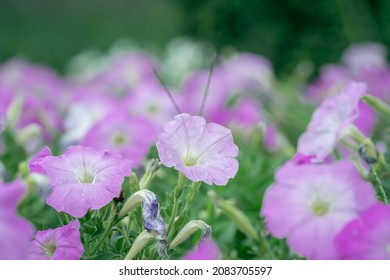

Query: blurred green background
[1,0,389,75]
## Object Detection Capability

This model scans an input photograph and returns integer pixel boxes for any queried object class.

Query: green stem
[348,125,366,144]
[341,138,359,152]
[56,212,65,226]
[90,204,118,256]
[182,181,201,213]
[166,173,187,237]
[371,167,388,204]
[258,229,277,260]
[352,156,369,179]
[167,199,179,237]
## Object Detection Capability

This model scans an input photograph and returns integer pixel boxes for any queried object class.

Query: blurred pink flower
[263,122,281,153]
[0,59,68,142]
[157,113,239,185]
[81,113,158,167]
[305,65,352,104]
[292,153,316,165]
[221,52,274,93]
[180,66,263,128]
[342,42,388,73]
[180,68,231,120]
[298,82,366,162]
[29,146,52,173]
[304,42,390,135]
[336,203,390,260]
[60,86,121,147]
[183,238,220,260]
[305,65,376,136]
[30,220,83,260]
[89,52,158,96]
[261,160,376,259]
[125,81,177,127]
[38,145,131,218]
[0,180,35,260]
[357,67,390,105]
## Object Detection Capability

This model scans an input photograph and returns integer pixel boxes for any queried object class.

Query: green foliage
[1,0,389,75]
[0,128,27,181]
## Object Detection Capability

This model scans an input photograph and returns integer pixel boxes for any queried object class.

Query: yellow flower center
[113,134,126,145]
[148,104,158,114]
[311,198,331,216]
[76,167,96,184]
[43,240,57,257]
[183,153,198,167]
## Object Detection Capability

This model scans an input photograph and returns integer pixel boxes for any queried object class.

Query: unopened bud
[209,190,259,242]
[169,220,211,250]
[6,95,23,128]
[125,230,154,260]
[359,138,378,165]
[16,124,42,146]
[128,172,140,194]
[119,189,167,241]
[139,159,161,189]
[220,200,259,241]
[119,189,154,218]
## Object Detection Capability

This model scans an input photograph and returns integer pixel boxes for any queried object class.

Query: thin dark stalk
[150,65,181,114]
[199,54,217,115]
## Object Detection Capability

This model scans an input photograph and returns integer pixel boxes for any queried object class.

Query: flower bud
[128,172,140,194]
[169,220,211,250]
[359,138,378,165]
[119,189,167,242]
[125,230,155,260]
[219,200,260,242]
[119,189,154,218]
[16,124,42,146]
[6,95,23,128]
[139,159,161,189]
[209,190,259,242]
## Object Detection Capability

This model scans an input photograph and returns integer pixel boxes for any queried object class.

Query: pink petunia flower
[81,113,158,167]
[261,160,376,259]
[297,82,367,162]
[336,203,390,260]
[156,113,239,186]
[292,153,317,165]
[304,43,390,135]
[36,145,132,218]
[125,81,177,127]
[60,86,120,147]
[0,59,68,142]
[304,65,352,104]
[29,220,84,260]
[0,180,35,259]
[180,68,263,128]
[89,52,158,96]
[29,146,52,173]
[306,65,379,137]
[183,238,220,260]
[221,52,274,93]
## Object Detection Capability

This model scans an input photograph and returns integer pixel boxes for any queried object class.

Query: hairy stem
[166,173,187,237]
[371,167,388,204]
[90,203,118,256]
